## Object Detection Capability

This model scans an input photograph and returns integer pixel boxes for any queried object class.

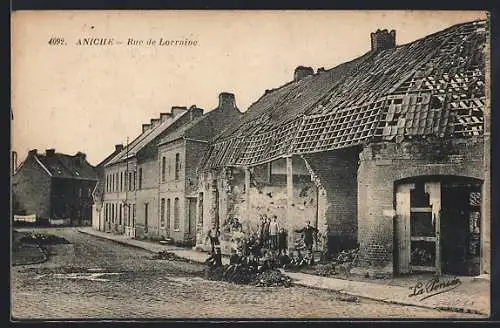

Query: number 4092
[48,37,66,46]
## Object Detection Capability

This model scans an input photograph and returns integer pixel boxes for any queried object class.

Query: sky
[11,10,488,165]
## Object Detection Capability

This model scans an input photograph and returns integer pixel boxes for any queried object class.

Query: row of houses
[92,19,489,277]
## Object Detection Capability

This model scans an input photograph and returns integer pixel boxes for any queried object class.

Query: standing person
[258,215,265,245]
[277,227,288,255]
[269,215,279,250]
[207,223,220,253]
[295,220,318,263]
[263,216,271,248]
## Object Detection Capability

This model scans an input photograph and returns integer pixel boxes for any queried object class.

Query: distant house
[12,149,98,226]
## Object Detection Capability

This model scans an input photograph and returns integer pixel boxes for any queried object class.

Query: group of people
[205,217,321,270]
[258,214,288,252]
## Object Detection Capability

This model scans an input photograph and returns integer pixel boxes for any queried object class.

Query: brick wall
[12,156,52,220]
[357,137,485,274]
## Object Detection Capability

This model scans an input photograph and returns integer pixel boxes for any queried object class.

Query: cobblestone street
[11,228,481,320]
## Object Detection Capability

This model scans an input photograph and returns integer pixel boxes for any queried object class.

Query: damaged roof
[201,19,487,170]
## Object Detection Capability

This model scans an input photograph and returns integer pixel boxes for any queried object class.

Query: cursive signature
[408,277,462,301]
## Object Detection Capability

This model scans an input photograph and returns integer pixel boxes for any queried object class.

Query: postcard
[11,10,490,320]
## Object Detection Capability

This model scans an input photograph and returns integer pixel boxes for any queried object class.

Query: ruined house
[196,20,489,277]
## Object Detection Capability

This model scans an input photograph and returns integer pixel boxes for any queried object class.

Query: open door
[396,181,441,274]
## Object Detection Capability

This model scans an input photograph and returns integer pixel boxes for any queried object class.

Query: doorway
[395,176,482,276]
[187,198,197,239]
[440,180,482,276]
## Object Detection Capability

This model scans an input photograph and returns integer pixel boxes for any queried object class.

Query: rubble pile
[254,270,292,288]
[203,262,292,287]
[314,263,337,276]
[152,250,191,262]
[204,266,225,281]
[20,232,70,245]
[223,266,257,285]
[335,248,359,264]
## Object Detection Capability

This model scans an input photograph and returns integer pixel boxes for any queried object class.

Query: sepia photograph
[10,10,490,320]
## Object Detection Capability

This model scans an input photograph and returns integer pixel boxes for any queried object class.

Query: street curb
[76,229,158,254]
[77,229,487,317]
[289,280,487,316]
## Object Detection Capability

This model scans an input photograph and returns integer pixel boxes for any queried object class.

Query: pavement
[77,227,490,317]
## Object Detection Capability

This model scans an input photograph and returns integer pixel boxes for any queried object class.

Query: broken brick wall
[302,148,359,255]
[357,136,485,275]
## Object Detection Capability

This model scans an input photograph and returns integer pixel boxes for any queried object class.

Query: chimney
[370,29,396,52]
[294,66,314,82]
[142,124,151,133]
[189,105,204,120]
[150,118,161,128]
[28,149,38,156]
[115,144,124,152]
[172,106,188,117]
[160,112,172,122]
[218,92,236,111]
[45,148,55,156]
[317,67,325,74]
[76,152,87,160]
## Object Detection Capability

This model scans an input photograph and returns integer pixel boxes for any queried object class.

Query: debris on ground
[314,263,337,276]
[152,250,192,263]
[19,232,70,246]
[336,294,360,303]
[203,260,292,287]
[254,270,292,288]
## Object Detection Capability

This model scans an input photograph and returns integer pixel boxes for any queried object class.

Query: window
[105,204,108,222]
[129,172,133,191]
[132,204,136,226]
[124,171,128,191]
[133,171,137,190]
[111,204,115,223]
[174,197,180,230]
[161,157,166,182]
[120,172,123,191]
[87,188,92,197]
[119,204,122,225]
[166,199,171,231]
[160,198,165,227]
[175,153,180,180]
[138,168,143,189]
[144,203,149,232]
[78,188,82,197]
[168,158,172,177]
[106,175,108,192]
